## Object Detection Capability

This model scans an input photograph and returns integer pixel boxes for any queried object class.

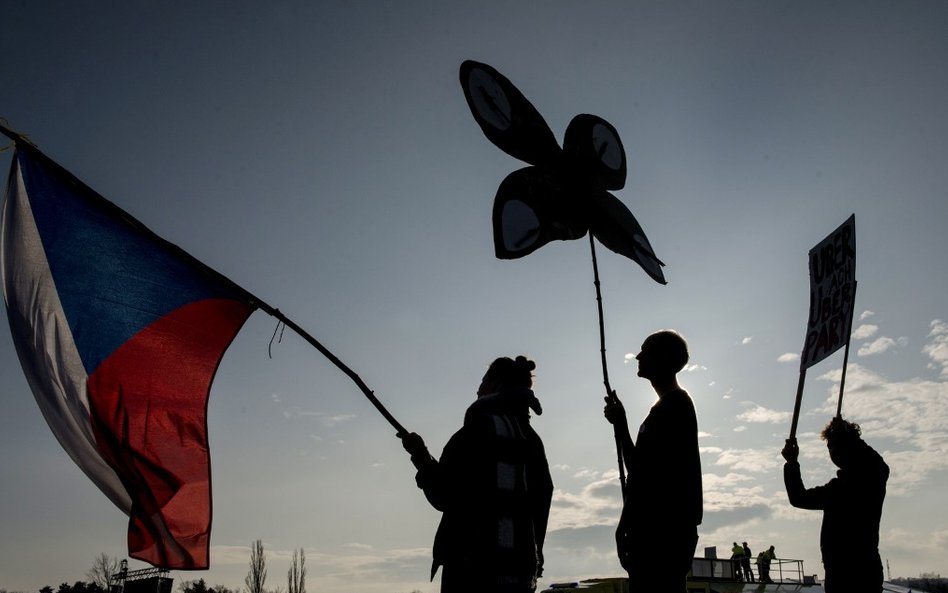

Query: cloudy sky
[2,2,947,592]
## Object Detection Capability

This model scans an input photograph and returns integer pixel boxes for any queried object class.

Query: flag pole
[590,235,614,395]
[265,309,407,435]
[0,122,30,146]
[835,281,857,418]
[590,234,627,497]
[789,367,807,441]
[0,124,409,437]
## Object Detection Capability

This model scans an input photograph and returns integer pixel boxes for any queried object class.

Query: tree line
[1,542,305,593]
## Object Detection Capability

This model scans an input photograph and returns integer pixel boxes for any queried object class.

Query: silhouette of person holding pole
[400,356,553,593]
[782,417,888,593]
[603,330,702,593]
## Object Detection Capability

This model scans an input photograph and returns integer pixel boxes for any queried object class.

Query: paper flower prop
[460,60,665,284]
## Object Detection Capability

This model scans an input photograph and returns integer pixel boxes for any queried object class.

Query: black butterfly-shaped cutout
[460,60,666,284]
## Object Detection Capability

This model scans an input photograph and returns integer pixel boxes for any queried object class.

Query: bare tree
[245,540,267,593]
[86,554,119,590]
[178,581,237,593]
[177,580,209,593]
[287,548,306,593]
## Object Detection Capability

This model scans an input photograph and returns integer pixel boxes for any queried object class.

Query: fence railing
[690,556,816,585]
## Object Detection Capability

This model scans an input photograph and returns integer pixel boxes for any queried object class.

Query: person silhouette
[401,356,553,593]
[731,542,744,581]
[604,330,703,593]
[758,546,775,583]
[782,417,889,593]
[730,541,745,580]
[742,542,754,582]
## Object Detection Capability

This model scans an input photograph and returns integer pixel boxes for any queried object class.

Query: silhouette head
[821,416,863,469]
[478,355,536,396]
[636,330,689,380]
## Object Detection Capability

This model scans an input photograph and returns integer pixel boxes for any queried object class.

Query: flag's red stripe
[86,298,253,569]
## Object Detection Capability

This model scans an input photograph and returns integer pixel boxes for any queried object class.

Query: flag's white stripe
[2,158,131,513]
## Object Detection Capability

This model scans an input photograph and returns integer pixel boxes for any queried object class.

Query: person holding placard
[782,417,888,592]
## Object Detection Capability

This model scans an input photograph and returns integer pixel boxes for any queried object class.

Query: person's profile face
[635,340,656,379]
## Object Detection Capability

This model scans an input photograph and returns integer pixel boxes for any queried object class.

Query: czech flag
[1,141,257,569]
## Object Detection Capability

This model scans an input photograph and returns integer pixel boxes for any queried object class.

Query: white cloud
[209,544,257,565]
[852,324,879,340]
[321,413,357,427]
[712,449,783,473]
[814,364,948,495]
[860,310,875,321]
[276,403,331,420]
[684,363,708,372]
[623,353,636,363]
[879,527,948,578]
[934,529,948,550]
[923,319,948,377]
[572,468,601,480]
[343,542,375,551]
[741,337,753,345]
[736,405,791,425]
[777,353,799,364]
[548,477,623,531]
[700,472,776,520]
[928,319,948,337]
[857,336,908,357]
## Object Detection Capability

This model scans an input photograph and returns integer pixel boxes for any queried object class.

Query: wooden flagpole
[589,235,628,497]
[265,310,407,435]
[835,281,858,418]
[788,367,807,441]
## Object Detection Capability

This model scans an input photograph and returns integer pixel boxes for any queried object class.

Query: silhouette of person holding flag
[604,330,702,593]
[401,356,553,593]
